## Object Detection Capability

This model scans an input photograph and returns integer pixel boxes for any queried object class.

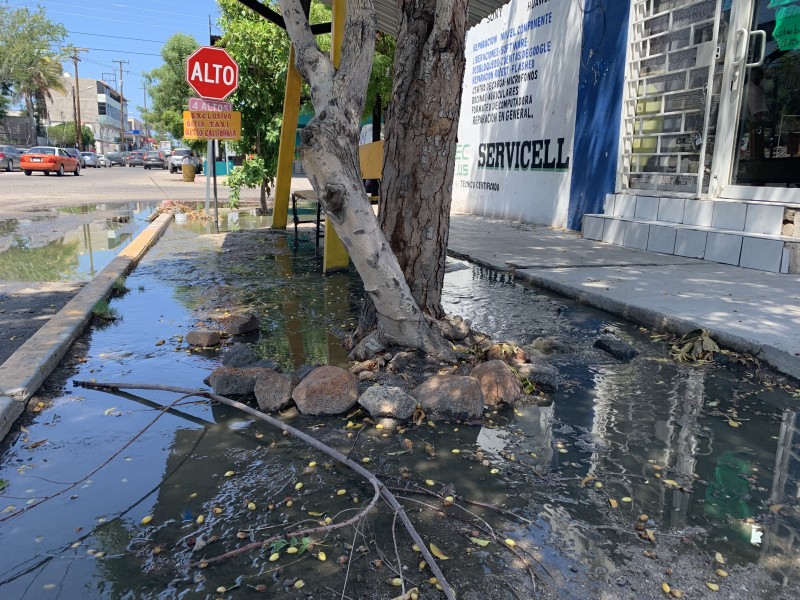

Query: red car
[21,146,81,176]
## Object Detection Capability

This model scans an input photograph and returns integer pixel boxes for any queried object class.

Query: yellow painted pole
[272,46,302,230]
[323,0,350,273]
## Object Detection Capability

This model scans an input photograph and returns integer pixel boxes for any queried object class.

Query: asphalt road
[0,162,225,218]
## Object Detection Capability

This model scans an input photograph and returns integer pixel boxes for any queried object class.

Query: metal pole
[73,52,83,150]
[212,140,219,227]
[205,139,212,216]
[113,59,129,151]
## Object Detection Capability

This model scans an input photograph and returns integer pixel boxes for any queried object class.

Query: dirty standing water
[0,221,798,599]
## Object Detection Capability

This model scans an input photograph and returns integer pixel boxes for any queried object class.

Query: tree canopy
[0,1,67,139]
[47,122,94,149]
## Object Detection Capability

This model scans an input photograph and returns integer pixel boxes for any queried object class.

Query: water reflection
[0,203,156,282]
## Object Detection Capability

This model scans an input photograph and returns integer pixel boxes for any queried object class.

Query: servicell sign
[476,137,570,171]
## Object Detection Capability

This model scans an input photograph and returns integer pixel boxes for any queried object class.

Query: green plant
[225,156,270,210]
[92,300,119,321]
[111,276,129,297]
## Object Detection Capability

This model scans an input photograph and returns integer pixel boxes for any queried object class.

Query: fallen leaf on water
[661,582,671,594]
[621,497,632,503]
[103,407,118,416]
[402,438,414,452]
[269,552,279,561]
[425,480,435,486]
[609,498,619,508]
[141,515,153,525]
[639,514,649,522]
[715,552,725,564]
[295,482,304,490]
[429,543,449,560]
[663,479,679,487]
[504,538,516,548]
[293,580,305,589]
[25,440,48,449]
[716,568,728,577]
[728,420,741,428]
[646,529,656,542]
[390,578,403,587]
[470,537,491,547]
[224,471,235,477]
[579,475,595,487]
[196,515,204,524]
[308,511,324,516]
[670,588,684,598]
[318,551,326,561]
[705,582,719,591]
[308,461,317,467]
[411,544,420,552]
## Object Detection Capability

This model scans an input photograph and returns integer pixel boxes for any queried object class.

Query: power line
[68,30,168,45]
[72,47,163,57]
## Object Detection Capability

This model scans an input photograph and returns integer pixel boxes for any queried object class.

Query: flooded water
[0,222,798,598]
[0,203,157,282]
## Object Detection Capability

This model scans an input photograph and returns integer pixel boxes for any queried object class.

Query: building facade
[46,76,128,154]
[453,0,799,274]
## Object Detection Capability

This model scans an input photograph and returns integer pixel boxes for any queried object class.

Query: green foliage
[111,276,129,297]
[141,33,200,143]
[364,32,395,121]
[217,0,292,184]
[225,156,269,209]
[0,2,67,121]
[92,300,119,321]
[47,122,94,148]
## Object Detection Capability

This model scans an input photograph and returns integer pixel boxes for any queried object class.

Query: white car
[96,154,110,167]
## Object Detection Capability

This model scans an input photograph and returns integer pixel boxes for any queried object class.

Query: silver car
[96,154,110,167]
[0,145,21,172]
[81,152,100,168]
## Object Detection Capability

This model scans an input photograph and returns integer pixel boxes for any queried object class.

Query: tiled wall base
[583,194,798,274]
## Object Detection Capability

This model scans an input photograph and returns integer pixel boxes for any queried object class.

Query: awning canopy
[371,0,502,35]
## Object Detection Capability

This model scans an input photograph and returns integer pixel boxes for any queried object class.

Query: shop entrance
[711,0,800,201]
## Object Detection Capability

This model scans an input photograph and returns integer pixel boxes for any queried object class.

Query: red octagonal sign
[186,46,239,101]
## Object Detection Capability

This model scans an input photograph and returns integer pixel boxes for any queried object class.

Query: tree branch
[72,380,456,600]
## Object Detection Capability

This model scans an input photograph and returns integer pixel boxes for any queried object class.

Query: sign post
[185,47,240,219]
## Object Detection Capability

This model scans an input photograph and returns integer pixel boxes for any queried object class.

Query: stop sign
[186,47,239,101]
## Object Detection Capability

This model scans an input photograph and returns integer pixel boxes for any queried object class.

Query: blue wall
[567,0,630,231]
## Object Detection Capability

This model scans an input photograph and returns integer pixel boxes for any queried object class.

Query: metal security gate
[619,0,723,196]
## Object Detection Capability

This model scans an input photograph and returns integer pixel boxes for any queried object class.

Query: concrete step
[582,194,800,273]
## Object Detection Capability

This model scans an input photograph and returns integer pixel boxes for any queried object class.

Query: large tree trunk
[380,0,467,320]
[278,0,454,359]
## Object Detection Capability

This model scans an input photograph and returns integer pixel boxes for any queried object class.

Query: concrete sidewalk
[448,213,800,380]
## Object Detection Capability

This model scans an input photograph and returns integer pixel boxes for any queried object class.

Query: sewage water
[0,223,798,599]
[0,203,158,282]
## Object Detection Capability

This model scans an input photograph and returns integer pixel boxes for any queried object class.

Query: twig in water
[72,380,457,600]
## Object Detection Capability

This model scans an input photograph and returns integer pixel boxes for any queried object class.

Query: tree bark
[379,0,467,320]
[277,0,454,359]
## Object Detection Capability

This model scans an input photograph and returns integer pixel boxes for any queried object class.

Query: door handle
[746,30,767,67]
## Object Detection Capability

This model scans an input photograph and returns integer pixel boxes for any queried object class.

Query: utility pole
[67,47,88,150]
[141,82,149,147]
[113,59,129,151]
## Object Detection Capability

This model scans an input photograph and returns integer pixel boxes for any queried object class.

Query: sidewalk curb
[0,213,173,440]
[515,270,800,381]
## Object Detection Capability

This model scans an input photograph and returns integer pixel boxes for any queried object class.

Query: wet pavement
[0,219,798,598]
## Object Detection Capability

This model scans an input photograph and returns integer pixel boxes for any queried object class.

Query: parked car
[96,154,110,167]
[63,148,86,168]
[20,146,81,176]
[169,148,202,174]
[106,152,125,166]
[126,151,145,167]
[81,152,100,168]
[143,151,168,170]
[0,145,21,172]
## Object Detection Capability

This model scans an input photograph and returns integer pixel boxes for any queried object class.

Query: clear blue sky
[9,0,223,120]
